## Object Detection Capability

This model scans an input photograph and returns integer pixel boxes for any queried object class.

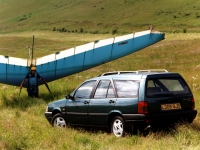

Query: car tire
[52,113,67,128]
[111,116,125,137]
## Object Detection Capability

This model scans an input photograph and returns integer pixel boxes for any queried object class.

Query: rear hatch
[144,73,194,114]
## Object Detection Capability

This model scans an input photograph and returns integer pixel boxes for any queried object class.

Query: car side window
[114,80,139,98]
[94,80,115,98]
[74,80,96,99]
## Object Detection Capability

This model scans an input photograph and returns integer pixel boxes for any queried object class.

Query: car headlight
[45,106,49,112]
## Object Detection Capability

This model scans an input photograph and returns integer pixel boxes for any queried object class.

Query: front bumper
[44,112,52,124]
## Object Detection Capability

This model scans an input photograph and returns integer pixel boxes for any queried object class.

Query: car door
[66,80,96,125]
[88,80,117,126]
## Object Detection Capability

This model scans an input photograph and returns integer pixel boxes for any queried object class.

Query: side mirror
[66,94,73,100]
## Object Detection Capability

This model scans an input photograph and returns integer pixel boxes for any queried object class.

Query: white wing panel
[36,54,55,65]
[55,48,75,60]
[134,30,150,38]
[8,57,27,66]
[94,38,114,49]
[114,34,134,43]
[0,55,8,64]
[75,42,94,54]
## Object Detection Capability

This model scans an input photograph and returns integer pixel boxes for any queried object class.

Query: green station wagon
[44,69,197,137]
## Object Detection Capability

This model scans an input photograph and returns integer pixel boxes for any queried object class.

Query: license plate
[161,103,181,110]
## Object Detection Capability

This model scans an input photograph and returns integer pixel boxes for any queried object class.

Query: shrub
[103,31,109,34]
[62,28,67,32]
[172,30,180,33]
[93,30,99,34]
[196,13,200,18]
[112,29,117,35]
[57,28,61,32]
[52,27,56,31]
[19,18,27,21]
[80,28,83,33]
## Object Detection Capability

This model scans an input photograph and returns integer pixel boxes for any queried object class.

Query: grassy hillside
[0,0,200,33]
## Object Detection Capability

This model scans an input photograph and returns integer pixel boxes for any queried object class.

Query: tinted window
[114,80,139,98]
[74,80,96,99]
[94,80,115,98]
[146,78,190,97]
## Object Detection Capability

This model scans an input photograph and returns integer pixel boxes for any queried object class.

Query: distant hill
[0,0,200,33]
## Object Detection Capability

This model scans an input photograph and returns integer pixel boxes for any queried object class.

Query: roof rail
[100,71,138,76]
[136,69,168,74]
[100,69,168,76]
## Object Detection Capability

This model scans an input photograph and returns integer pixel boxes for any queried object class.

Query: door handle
[109,100,115,104]
[84,101,89,104]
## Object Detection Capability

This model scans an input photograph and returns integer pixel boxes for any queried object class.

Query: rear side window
[146,78,191,97]
[114,80,139,98]
[94,80,115,98]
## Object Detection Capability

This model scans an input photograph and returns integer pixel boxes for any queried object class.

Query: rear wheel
[111,116,125,137]
[52,113,67,128]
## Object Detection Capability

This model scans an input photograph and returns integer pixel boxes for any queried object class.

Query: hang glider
[0,30,165,87]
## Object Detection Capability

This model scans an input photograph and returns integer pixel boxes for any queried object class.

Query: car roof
[100,69,169,76]
[88,69,181,81]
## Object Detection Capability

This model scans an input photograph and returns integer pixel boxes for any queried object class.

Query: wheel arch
[52,107,62,117]
[108,110,123,126]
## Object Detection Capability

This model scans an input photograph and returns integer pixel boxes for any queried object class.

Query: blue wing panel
[111,33,164,60]
[37,52,85,82]
[0,63,29,86]
[83,45,113,70]
[0,63,7,83]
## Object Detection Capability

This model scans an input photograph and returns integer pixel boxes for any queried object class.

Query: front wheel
[111,116,125,137]
[52,113,67,128]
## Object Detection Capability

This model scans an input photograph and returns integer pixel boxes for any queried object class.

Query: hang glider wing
[0,56,29,86]
[0,30,165,87]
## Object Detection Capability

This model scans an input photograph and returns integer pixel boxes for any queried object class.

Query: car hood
[48,98,67,108]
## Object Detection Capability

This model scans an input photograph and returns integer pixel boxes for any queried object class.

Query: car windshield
[146,77,191,97]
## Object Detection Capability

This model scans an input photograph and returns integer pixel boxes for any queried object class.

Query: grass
[0,31,200,149]
[1,0,200,33]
